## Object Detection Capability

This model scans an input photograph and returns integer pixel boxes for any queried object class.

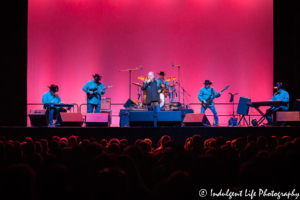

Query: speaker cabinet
[129,111,155,126]
[85,113,109,127]
[29,109,49,126]
[293,99,300,111]
[183,113,210,126]
[157,111,181,126]
[237,97,251,115]
[124,98,139,108]
[58,113,83,126]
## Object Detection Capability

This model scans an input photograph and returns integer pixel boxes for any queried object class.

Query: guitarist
[83,74,106,113]
[198,80,222,126]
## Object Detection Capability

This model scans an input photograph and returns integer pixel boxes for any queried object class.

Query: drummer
[156,71,170,107]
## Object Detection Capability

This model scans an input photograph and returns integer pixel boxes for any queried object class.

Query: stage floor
[1,126,300,148]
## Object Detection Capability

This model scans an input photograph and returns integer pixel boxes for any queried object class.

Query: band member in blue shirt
[266,82,289,125]
[198,80,222,126]
[156,71,169,108]
[83,74,106,113]
[42,84,61,125]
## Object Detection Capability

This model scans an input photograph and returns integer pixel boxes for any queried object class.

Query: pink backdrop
[28,0,273,125]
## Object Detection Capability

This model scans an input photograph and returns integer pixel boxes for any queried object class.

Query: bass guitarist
[83,74,106,113]
[198,80,222,126]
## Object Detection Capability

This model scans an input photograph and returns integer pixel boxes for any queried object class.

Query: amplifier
[101,98,111,110]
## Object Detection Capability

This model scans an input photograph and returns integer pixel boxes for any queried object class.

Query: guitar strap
[211,87,214,97]
[86,81,94,92]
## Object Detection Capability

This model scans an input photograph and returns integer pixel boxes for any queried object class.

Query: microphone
[172,62,174,69]
[141,65,142,73]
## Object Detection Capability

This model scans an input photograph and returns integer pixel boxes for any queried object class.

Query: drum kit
[132,76,178,109]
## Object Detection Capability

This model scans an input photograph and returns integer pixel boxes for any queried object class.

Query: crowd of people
[0,133,300,200]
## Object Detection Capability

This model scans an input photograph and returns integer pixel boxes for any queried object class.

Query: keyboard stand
[252,107,266,126]
[238,115,249,126]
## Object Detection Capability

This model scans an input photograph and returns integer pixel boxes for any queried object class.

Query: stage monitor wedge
[29,109,49,126]
[183,113,210,126]
[85,113,109,127]
[58,113,83,126]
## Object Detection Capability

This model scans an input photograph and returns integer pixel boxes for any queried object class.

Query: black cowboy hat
[203,80,213,85]
[157,71,166,76]
[274,82,285,89]
[93,74,102,80]
[48,84,59,92]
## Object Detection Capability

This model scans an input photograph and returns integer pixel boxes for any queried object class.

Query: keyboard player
[265,82,289,125]
[42,84,64,126]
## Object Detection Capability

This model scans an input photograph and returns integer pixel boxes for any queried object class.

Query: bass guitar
[87,86,113,99]
[202,85,229,109]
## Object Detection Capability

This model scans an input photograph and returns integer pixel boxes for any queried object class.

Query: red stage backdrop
[28,0,273,125]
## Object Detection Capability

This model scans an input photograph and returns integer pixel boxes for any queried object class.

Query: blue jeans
[148,101,160,112]
[49,108,55,124]
[201,105,219,125]
[148,106,160,112]
[87,102,101,113]
[266,106,287,123]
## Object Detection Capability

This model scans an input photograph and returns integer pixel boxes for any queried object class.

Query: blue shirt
[198,86,220,106]
[42,91,61,105]
[83,80,106,105]
[271,89,289,110]
[156,77,169,88]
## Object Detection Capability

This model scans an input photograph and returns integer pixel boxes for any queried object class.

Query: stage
[1,126,300,148]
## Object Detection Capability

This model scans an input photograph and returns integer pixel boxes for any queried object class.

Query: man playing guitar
[83,74,106,113]
[198,80,223,126]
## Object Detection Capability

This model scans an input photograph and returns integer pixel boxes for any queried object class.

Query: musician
[198,80,222,126]
[83,74,106,113]
[265,82,289,125]
[156,71,169,107]
[141,72,163,111]
[42,84,61,125]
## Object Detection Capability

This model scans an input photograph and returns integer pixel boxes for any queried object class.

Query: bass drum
[159,93,165,108]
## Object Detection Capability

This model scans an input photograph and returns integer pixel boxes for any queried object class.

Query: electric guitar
[87,86,113,99]
[202,85,229,109]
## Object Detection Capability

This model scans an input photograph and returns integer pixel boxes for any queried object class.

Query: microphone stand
[176,82,190,107]
[172,63,184,102]
[229,93,238,117]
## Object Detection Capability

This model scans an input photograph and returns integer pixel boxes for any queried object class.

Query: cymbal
[138,76,148,81]
[132,82,142,87]
[165,76,177,81]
